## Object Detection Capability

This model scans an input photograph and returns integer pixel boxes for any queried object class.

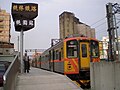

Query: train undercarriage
[67,70,90,89]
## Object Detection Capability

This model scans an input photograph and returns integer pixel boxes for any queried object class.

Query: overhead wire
[90,16,107,30]
[94,21,106,29]
[91,16,120,29]
[89,15,119,38]
[89,5,120,39]
[117,21,120,24]
[116,17,120,20]
[89,17,108,39]
[90,17,106,26]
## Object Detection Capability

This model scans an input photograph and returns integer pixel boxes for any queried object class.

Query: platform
[15,67,82,90]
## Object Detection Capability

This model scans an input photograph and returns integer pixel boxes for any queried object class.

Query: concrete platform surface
[16,67,82,90]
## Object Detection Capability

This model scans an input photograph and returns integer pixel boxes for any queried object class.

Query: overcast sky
[0,0,120,51]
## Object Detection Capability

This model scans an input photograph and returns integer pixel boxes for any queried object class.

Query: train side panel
[54,61,64,74]
[41,52,50,70]
[53,42,64,74]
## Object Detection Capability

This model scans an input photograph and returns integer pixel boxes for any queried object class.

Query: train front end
[64,38,79,75]
[63,37,100,88]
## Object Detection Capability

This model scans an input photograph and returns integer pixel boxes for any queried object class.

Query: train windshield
[66,40,78,58]
[91,40,99,57]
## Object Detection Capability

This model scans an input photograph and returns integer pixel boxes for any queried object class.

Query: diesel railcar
[39,36,100,88]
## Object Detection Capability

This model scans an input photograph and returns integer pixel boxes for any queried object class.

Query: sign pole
[20,29,24,73]
[11,3,38,73]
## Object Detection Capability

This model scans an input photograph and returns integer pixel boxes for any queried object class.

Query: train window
[55,50,59,59]
[61,48,63,58]
[81,44,87,57]
[59,52,61,60]
[52,50,55,60]
[49,51,51,60]
[66,40,78,58]
[91,41,99,57]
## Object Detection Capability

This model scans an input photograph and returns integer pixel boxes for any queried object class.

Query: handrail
[3,53,20,90]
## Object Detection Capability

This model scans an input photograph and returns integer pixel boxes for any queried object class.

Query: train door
[49,51,51,70]
[50,50,54,71]
[39,56,41,68]
[79,42,90,70]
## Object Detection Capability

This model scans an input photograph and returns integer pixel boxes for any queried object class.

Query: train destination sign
[12,3,38,21]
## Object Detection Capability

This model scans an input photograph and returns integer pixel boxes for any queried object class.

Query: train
[32,36,100,88]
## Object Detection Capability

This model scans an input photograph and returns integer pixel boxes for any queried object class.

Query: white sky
[0,0,120,51]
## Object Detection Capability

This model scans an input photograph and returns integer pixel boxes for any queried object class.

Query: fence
[3,54,20,90]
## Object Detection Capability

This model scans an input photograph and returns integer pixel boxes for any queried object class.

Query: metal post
[18,36,19,52]
[106,3,116,61]
[20,29,24,73]
[113,14,120,61]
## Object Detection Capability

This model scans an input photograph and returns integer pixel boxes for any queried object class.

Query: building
[59,11,96,39]
[0,8,14,55]
[100,36,120,59]
[59,11,80,39]
[99,36,109,59]
[76,23,96,38]
[0,42,14,55]
[0,8,11,43]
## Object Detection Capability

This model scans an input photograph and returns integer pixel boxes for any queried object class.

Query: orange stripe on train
[65,58,79,73]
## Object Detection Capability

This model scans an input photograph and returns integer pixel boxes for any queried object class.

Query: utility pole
[106,3,120,61]
[106,3,115,61]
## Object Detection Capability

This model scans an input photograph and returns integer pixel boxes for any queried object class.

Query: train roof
[41,36,99,55]
[64,36,99,42]
[41,40,63,55]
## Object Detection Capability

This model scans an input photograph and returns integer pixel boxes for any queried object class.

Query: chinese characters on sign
[11,3,38,32]
[14,19,34,31]
[12,3,38,21]
[15,20,34,26]
[12,5,37,12]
